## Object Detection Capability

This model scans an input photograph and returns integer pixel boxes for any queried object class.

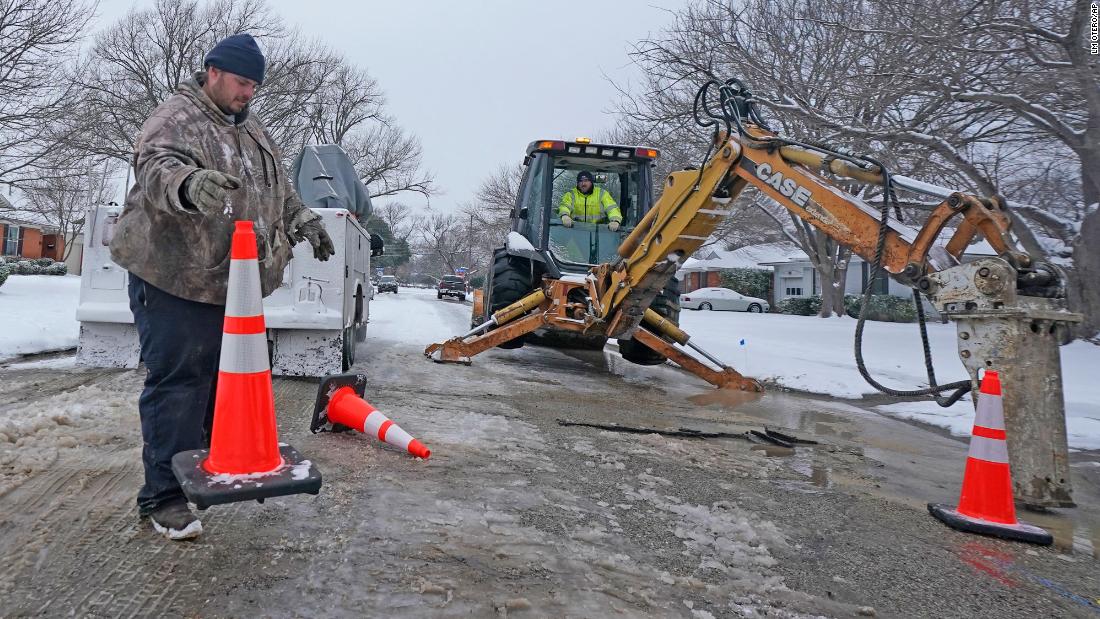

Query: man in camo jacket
[111,33,334,541]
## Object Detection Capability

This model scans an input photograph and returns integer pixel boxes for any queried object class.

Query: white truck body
[75,204,372,377]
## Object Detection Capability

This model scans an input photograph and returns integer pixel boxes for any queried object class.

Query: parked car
[377,275,399,294]
[681,287,769,312]
[437,275,467,300]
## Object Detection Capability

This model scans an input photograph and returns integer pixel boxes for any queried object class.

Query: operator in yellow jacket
[558,170,622,231]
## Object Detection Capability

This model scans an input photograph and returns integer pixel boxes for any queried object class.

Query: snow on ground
[0,371,141,495]
[367,285,471,345]
[5,355,79,370]
[679,310,1100,449]
[0,275,81,362]
[5,275,1097,448]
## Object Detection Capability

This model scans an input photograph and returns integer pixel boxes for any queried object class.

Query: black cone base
[928,503,1053,546]
[311,372,367,433]
[172,444,322,510]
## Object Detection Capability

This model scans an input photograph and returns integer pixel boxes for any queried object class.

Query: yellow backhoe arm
[596,125,1021,339]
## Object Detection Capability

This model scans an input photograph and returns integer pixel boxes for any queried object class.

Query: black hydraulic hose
[693,79,974,405]
[912,288,972,406]
[852,155,972,404]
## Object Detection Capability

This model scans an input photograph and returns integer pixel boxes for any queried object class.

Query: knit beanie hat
[576,170,594,184]
[204,33,265,84]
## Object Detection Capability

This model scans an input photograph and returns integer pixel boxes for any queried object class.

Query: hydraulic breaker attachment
[925,258,1082,507]
[424,289,547,363]
[634,309,763,391]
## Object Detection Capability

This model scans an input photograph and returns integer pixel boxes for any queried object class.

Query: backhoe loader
[425,78,1080,508]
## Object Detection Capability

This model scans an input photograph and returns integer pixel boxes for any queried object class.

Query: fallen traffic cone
[928,370,1052,545]
[171,220,322,509]
[311,373,431,459]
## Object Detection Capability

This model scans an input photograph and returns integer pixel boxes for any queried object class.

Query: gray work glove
[608,220,620,232]
[291,218,335,261]
[561,214,573,228]
[183,170,241,215]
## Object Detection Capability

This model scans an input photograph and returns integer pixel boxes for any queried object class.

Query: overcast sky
[91,0,688,213]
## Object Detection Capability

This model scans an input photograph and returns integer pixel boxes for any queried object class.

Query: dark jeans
[128,275,224,514]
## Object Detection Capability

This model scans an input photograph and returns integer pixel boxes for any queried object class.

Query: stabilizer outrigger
[424,282,763,391]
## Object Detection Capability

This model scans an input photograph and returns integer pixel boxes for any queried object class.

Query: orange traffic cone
[311,373,431,459]
[171,220,322,509]
[928,370,1052,545]
[205,220,281,473]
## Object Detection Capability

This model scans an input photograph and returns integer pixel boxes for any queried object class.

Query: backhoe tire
[618,277,681,366]
[489,252,534,349]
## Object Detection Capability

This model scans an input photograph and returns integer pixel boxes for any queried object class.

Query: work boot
[147,499,203,541]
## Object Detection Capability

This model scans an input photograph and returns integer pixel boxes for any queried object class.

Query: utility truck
[76,144,382,376]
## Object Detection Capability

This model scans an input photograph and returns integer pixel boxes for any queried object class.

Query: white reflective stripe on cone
[973,392,1005,431]
[968,435,1009,464]
[225,259,264,317]
[362,410,388,436]
[383,424,414,450]
[219,332,270,374]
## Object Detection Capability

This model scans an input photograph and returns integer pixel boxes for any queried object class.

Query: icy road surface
[0,285,1097,617]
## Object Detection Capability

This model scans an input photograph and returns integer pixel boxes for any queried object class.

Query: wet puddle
[579,342,1100,563]
[687,388,764,409]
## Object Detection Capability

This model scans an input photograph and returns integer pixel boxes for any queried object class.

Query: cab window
[547,157,644,267]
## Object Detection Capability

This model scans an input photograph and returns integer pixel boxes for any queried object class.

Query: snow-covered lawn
[679,309,1100,449]
[0,275,81,362]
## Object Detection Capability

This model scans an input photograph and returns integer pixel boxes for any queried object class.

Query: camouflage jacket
[111,71,318,305]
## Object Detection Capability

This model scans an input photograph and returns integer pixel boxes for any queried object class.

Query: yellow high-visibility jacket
[558,187,621,223]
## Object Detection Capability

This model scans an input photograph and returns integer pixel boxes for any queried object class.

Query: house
[761,240,998,303]
[0,194,84,274]
[677,242,801,293]
[0,212,66,262]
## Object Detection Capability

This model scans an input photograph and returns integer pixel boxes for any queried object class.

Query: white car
[681,287,770,312]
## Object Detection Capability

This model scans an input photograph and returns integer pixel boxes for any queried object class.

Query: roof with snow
[0,192,59,231]
[679,242,802,272]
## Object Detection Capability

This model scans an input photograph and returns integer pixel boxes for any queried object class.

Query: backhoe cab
[465,138,683,360]
[515,138,658,269]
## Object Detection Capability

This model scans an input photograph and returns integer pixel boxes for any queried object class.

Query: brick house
[0,195,67,263]
[0,215,66,262]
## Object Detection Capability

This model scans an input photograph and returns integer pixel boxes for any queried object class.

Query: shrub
[12,260,41,275]
[845,294,917,323]
[32,257,54,267]
[777,295,822,316]
[717,268,771,300]
[0,264,9,288]
[3,259,67,276]
[0,255,21,264]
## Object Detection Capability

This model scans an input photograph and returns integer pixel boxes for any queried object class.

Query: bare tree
[71,0,290,162]
[620,0,1097,326]
[414,210,467,277]
[348,124,434,199]
[294,60,435,199]
[621,0,909,316]
[0,0,93,188]
[454,162,523,279]
[74,0,433,201]
[375,201,415,242]
[17,155,120,261]
[460,163,520,240]
[918,0,1100,337]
